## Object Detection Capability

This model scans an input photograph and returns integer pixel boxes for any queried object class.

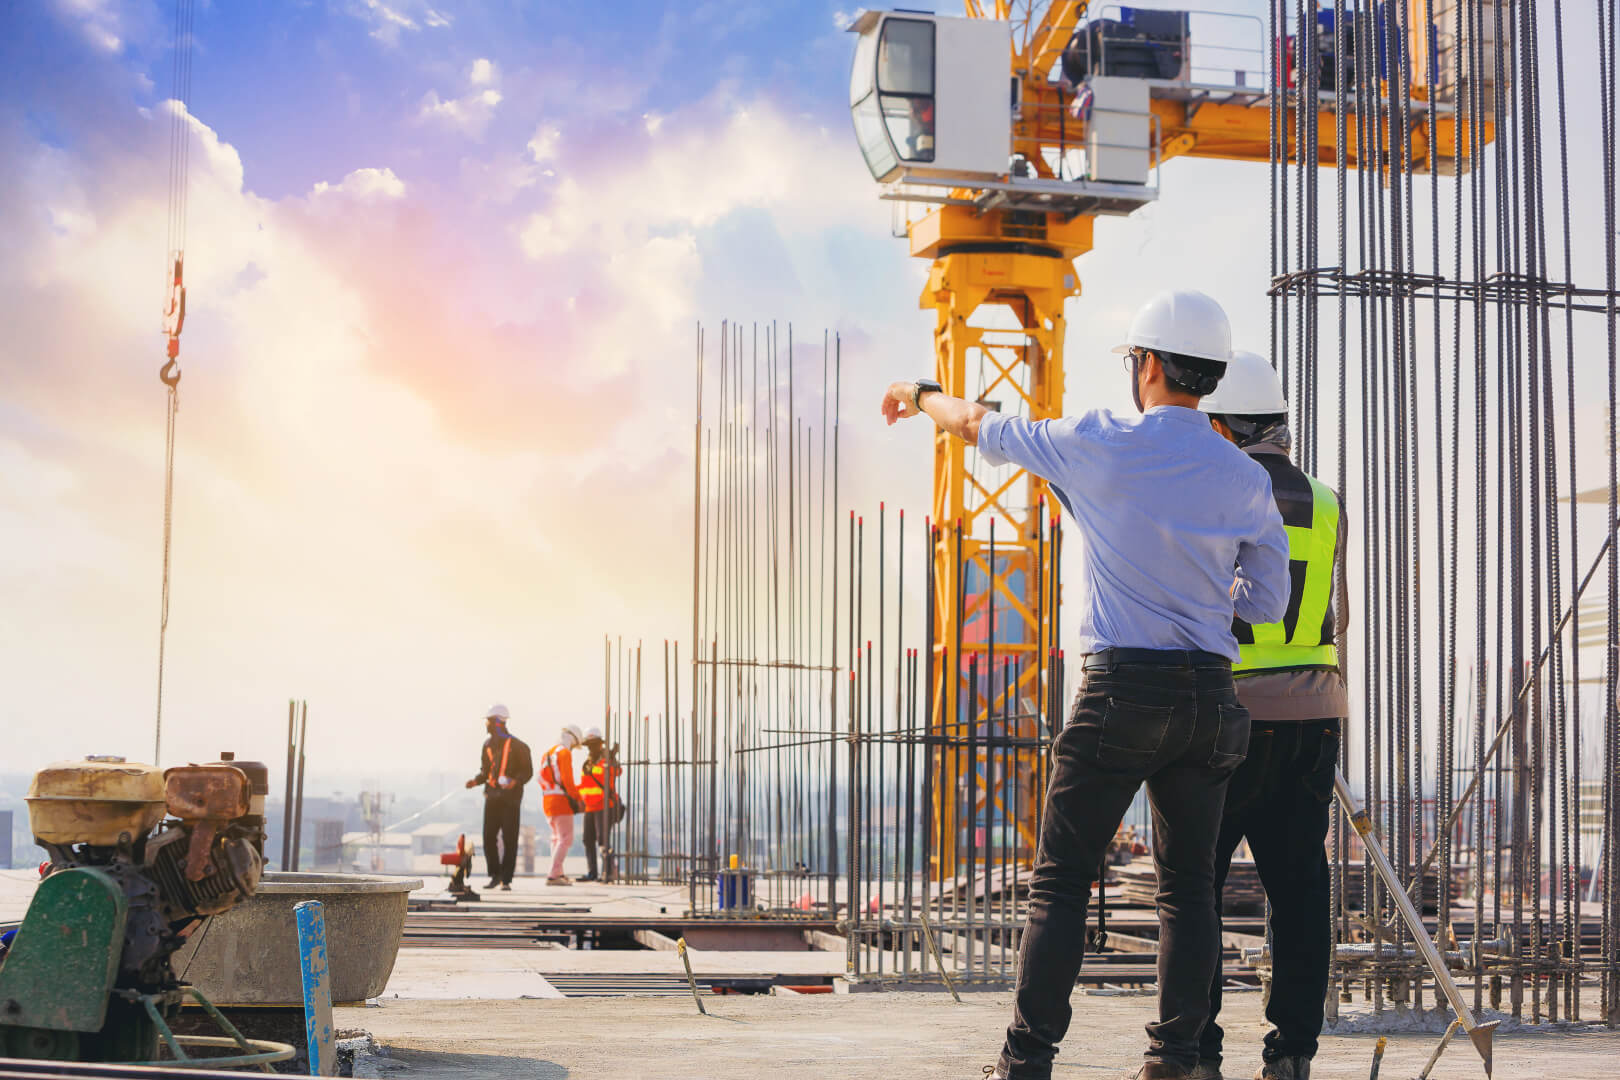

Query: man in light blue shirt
[881,289,1289,1080]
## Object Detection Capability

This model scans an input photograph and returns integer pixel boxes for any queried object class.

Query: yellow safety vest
[1234,465,1340,674]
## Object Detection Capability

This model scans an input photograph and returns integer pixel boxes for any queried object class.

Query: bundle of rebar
[1268,0,1620,1024]
[600,322,1069,985]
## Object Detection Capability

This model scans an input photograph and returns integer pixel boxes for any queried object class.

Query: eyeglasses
[1121,348,1147,376]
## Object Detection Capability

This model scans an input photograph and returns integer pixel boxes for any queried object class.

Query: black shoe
[579,873,598,883]
[499,882,512,891]
[484,879,501,890]
[1254,1059,1308,1080]
[1125,1063,1196,1080]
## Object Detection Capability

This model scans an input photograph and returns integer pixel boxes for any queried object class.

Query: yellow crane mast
[848,1,1495,879]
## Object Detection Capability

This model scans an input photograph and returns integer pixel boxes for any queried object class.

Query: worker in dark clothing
[577,726,623,883]
[464,704,534,891]
[1198,351,1347,1080]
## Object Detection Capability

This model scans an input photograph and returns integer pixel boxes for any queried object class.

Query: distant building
[312,819,345,871]
[265,796,358,870]
[340,831,414,874]
[409,823,464,875]
[410,822,461,856]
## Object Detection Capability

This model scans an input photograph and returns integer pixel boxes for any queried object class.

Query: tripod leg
[1334,769,1496,1077]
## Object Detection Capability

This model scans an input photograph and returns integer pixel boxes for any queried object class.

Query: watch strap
[913,378,943,410]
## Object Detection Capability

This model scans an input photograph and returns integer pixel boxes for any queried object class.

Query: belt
[1082,647,1232,670]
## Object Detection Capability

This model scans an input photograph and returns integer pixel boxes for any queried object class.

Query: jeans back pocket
[1096,696,1174,772]
[1303,727,1341,803]
[1208,702,1250,771]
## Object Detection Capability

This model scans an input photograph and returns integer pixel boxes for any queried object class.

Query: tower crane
[848,1,1498,878]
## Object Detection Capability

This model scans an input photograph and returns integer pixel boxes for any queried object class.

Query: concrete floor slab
[381,948,563,1000]
[338,989,1620,1080]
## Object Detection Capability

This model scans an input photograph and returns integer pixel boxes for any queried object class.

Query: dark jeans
[482,791,521,885]
[583,809,603,879]
[1000,660,1249,1079]
[1201,718,1339,1066]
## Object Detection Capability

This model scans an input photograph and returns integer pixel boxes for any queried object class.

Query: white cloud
[310,167,407,201]
[352,0,452,46]
[525,125,560,163]
[55,0,124,53]
[417,87,503,138]
[511,97,889,377]
[418,59,504,139]
[519,101,870,266]
[642,112,664,135]
[516,203,569,259]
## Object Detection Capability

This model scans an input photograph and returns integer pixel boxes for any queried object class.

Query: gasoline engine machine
[0,753,274,1064]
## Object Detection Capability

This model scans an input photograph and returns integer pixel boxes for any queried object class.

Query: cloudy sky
[5,1,1611,784]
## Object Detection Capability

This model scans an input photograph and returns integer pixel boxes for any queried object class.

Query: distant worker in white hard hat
[537,725,586,885]
[1197,350,1346,1080]
[882,289,1291,1080]
[577,726,623,883]
[463,705,533,891]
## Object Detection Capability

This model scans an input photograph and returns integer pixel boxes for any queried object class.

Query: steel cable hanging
[154,0,197,766]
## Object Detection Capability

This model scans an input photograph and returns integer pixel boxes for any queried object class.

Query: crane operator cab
[847,11,1010,185]
[848,9,1163,208]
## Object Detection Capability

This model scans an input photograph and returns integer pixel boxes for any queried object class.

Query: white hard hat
[1200,350,1288,416]
[485,704,510,721]
[1111,289,1233,364]
[585,726,604,741]
[560,724,583,746]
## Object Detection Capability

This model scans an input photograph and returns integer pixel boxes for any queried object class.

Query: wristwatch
[912,378,943,410]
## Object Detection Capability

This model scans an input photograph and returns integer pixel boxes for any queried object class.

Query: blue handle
[294,900,335,1076]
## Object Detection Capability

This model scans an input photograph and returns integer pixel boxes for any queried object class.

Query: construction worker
[577,727,622,883]
[1197,350,1346,1080]
[882,289,1291,1080]
[463,704,533,891]
[537,725,586,886]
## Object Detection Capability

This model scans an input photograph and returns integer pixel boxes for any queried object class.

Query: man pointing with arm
[882,290,1290,1080]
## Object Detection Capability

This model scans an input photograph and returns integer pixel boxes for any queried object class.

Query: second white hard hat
[585,726,604,741]
[560,724,583,745]
[485,704,510,721]
[1111,289,1233,364]
[1199,349,1288,415]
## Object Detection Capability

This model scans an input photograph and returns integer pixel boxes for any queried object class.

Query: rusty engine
[27,753,268,992]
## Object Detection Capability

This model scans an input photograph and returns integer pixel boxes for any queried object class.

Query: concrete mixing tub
[173,871,422,1005]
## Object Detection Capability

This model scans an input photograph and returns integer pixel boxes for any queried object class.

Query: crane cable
[154,0,197,766]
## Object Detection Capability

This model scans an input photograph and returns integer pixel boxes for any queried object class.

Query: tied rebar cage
[601,323,1074,986]
[1268,0,1620,1026]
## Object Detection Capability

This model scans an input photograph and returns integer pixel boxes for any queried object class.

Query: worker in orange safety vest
[577,726,623,883]
[537,725,586,885]
[463,705,533,891]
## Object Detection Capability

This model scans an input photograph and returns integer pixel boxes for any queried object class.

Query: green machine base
[0,865,160,1063]
[0,867,294,1069]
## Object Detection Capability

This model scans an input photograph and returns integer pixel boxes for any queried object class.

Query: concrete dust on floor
[338,989,1620,1080]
